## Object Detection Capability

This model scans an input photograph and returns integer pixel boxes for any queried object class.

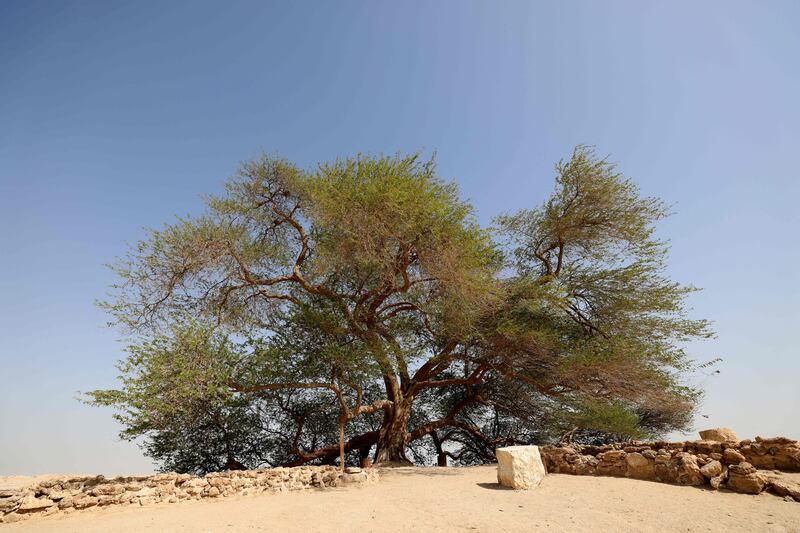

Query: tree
[91,147,712,470]
[85,322,274,474]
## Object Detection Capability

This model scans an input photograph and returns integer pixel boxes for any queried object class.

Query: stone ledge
[540,435,800,501]
[0,466,379,524]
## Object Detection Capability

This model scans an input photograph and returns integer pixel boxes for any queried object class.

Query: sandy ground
[2,466,799,533]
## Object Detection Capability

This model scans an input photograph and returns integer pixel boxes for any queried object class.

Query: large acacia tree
[90,147,711,468]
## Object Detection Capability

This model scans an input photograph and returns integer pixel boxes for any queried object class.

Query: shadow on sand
[376,466,471,478]
[476,482,514,491]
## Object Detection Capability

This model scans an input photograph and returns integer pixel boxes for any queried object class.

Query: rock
[181,478,208,489]
[496,445,546,490]
[574,456,598,475]
[676,453,706,486]
[207,487,221,497]
[699,428,738,442]
[0,498,20,512]
[0,513,24,523]
[722,448,746,464]
[150,473,178,483]
[208,477,230,488]
[72,496,99,509]
[344,467,362,474]
[625,452,655,479]
[17,496,55,511]
[700,460,723,479]
[91,483,125,496]
[770,479,800,500]
[695,441,723,454]
[57,497,74,510]
[727,462,765,494]
[340,472,367,484]
[709,476,723,490]
[785,495,796,503]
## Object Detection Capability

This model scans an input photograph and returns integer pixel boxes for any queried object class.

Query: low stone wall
[540,436,800,500]
[0,466,377,524]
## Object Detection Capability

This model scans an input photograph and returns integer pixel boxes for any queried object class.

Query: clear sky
[1,0,798,475]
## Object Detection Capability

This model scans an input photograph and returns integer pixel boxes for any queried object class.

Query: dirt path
[3,466,799,532]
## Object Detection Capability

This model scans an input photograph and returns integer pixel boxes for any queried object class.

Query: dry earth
[2,466,799,532]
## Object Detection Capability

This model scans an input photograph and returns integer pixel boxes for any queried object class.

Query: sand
[2,466,799,532]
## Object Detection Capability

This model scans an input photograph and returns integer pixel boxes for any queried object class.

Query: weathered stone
[341,472,367,484]
[700,460,722,479]
[695,441,723,454]
[574,456,598,475]
[91,483,125,496]
[729,461,756,475]
[727,462,765,494]
[496,445,546,490]
[748,453,776,469]
[722,448,746,464]
[57,497,74,510]
[709,476,723,490]
[699,428,738,442]
[207,487,221,497]
[770,479,800,500]
[675,454,705,486]
[0,498,20,512]
[0,513,25,523]
[208,477,230,488]
[72,496,99,509]
[599,450,627,461]
[625,453,655,479]
[17,496,55,511]
[150,473,178,483]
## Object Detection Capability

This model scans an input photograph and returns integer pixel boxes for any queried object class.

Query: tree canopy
[87,146,712,471]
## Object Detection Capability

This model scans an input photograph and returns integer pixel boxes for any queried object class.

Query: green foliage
[84,321,273,474]
[91,147,714,471]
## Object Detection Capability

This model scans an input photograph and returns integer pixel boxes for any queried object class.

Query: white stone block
[496,445,546,489]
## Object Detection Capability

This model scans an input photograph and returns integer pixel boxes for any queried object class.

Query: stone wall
[540,436,800,500]
[0,466,377,524]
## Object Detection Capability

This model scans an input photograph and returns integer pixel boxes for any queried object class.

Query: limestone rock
[700,460,722,479]
[723,448,746,464]
[91,483,124,496]
[72,496,98,509]
[17,496,55,511]
[676,453,706,486]
[340,472,367,483]
[625,452,655,479]
[0,497,20,512]
[496,445,546,490]
[770,479,800,500]
[0,513,24,523]
[727,462,765,494]
[699,428,738,442]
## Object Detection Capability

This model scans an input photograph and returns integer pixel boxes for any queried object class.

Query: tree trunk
[338,421,345,472]
[431,432,448,467]
[374,397,413,464]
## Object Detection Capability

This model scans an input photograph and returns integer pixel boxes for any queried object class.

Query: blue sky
[1,0,798,475]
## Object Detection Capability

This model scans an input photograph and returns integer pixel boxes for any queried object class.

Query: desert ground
[2,466,798,533]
